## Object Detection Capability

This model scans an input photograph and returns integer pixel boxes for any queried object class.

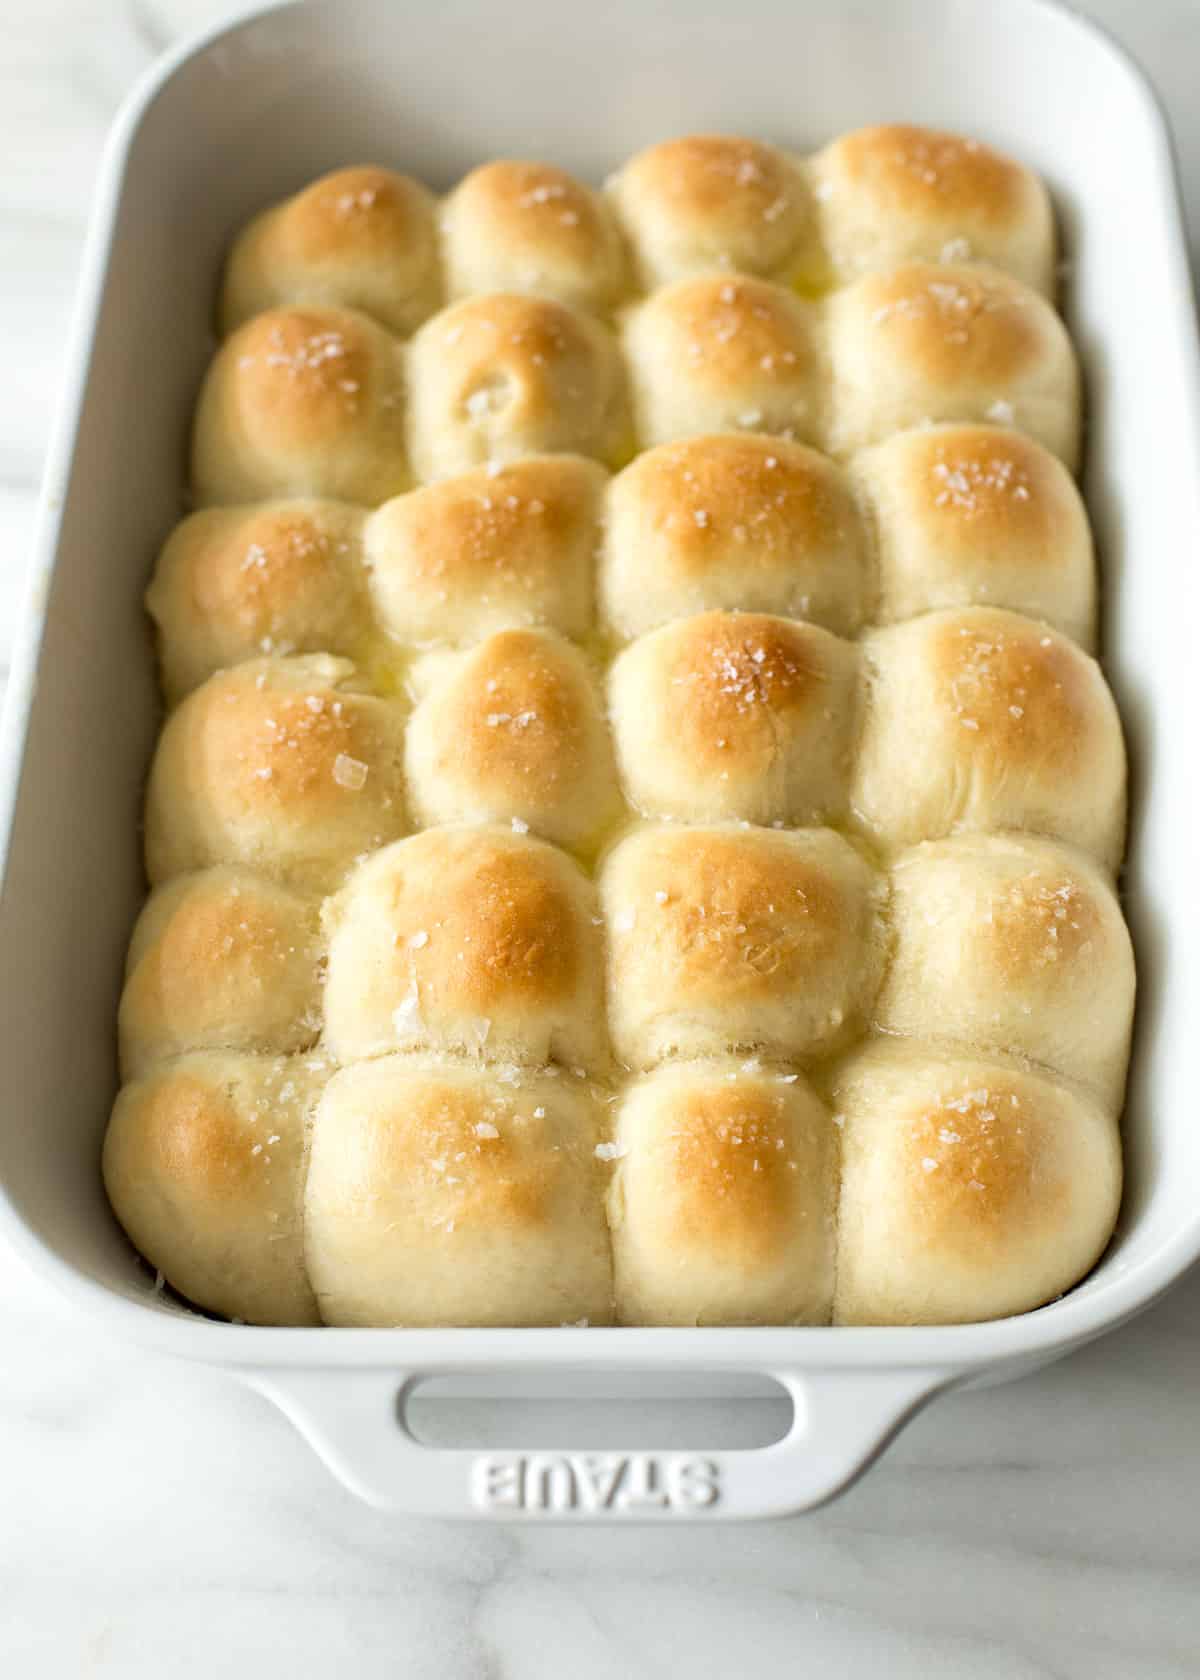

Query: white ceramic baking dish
[1,0,1197,1523]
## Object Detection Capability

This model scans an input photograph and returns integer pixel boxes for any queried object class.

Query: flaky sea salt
[594,1141,627,1162]
[392,981,421,1033]
[333,753,368,790]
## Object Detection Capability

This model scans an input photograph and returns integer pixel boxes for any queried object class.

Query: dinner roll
[322,825,606,1068]
[600,433,867,640]
[831,1043,1121,1324]
[103,1052,325,1326]
[608,135,818,288]
[812,125,1055,295]
[405,292,629,480]
[144,655,407,890]
[878,834,1134,1108]
[406,629,621,852]
[600,824,884,1069]
[220,166,442,338]
[364,454,604,647]
[853,608,1125,866]
[146,499,370,704]
[623,275,821,449]
[305,1054,612,1327]
[854,424,1094,645]
[192,306,409,506]
[440,160,628,314]
[608,612,857,826]
[825,263,1079,466]
[118,867,323,1081]
[608,1060,835,1326]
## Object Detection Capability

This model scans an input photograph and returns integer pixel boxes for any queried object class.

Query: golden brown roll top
[607,134,818,289]
[440,160,629,314]
[118,867,324,1081]
[146,499,370,704]
[144,655,408,890]
[853,608,1125,866]
[304,1055,612,1327]
[825,263,1079,465]
[608,611,857,827]
[363,454,604,648]
[321,825,606,1069]
[831,1043,1121,1325]
[608,1060,835,1326]
[103,1052,326,1326]
[853,424,1095,644]
[600,433,867,640]
[877,834,1135,1108]
[192,306,410,506]
[405,292,629,481]
[406,628,622,852]
[622,274,821,448]
[220,166,443,338]
[600,824,885,1070]
[811,125,1055,295]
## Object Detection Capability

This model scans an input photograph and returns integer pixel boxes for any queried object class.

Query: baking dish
[0,0,1197,1522]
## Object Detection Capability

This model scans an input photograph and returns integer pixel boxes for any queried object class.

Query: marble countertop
[2,3,1199,1674]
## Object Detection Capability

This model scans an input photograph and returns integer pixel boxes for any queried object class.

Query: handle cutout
[403,1370,794,1450]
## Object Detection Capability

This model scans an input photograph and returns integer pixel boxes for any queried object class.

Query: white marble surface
[2,2,1199,1673]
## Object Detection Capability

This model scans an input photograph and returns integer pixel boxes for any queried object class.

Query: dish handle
[247,1363,956,1520]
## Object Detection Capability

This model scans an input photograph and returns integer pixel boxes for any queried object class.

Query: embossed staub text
[472,1453,721,1514]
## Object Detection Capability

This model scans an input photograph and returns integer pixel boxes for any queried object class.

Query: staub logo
[473,1453,721,1514]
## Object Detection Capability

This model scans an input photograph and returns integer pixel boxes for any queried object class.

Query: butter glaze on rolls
[825,262,1079,466]
[608,134,818,288]
[853,424,1094,645]
[144,655,408,890]
[600,824,885,1070]
[193,306,410,506]
[406,628,622,852]
[221,166,442,338]
[364,454,605,648]
[321,825,607,1069]
[305,1054,612,1327]
[103,1052,326,1326]
[831,1043,1121,1325]
[853,607,1125,866]
[622,274,821,448]
[440,160,629,314]
[109,126,1135,1333]
[812,125,1056,295]
[877,834,1135,1108]
[405,292,629,480]
[600,433,867,640]
[609,1060,835,1326]
[608,611,857,827]
[146,499,370,704]
[118,867,323,1081]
